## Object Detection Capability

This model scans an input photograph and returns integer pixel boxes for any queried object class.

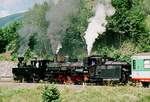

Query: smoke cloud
[18,0,115,57]
[84,0,115,55]
[18,25,39,56]
[17,0,79,56]
[46,0,80,54]
[17,0,51,57]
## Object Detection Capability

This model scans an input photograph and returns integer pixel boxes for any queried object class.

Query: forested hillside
[0,13,23,27]
[0,0,150,62]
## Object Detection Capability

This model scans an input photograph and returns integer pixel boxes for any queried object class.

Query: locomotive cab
[84,55,106,67]
[84,55,110,83]
[85,55,131,84]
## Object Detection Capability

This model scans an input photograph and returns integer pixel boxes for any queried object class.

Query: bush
[42,85,61,102]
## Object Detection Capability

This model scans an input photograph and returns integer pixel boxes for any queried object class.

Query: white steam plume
[84,0,115,56]
[56,44,62,54]
[46,0,79,54]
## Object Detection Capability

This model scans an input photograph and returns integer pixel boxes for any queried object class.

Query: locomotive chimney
[17,57,25,67]
[18,57,24,63]
[65,55,69,63]
[54,54,57,62]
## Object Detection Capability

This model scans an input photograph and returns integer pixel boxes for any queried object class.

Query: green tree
[143,0,150,14]
[0,21,21,53]
[0,28,6,53]
[19,2,51,57]
[42,85,61,102]
[22,2,49,31]
[94,0,149,61]
[106,0,147,42]
[61,0,94,58]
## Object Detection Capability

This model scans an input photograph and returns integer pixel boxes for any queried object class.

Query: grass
[0,85,150,102]
[0,87,42,102]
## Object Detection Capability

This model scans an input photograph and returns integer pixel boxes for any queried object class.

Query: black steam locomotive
[12,55,131,84]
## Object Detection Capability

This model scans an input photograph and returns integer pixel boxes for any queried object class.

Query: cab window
[133,60,136,69]
[144,59,150,69]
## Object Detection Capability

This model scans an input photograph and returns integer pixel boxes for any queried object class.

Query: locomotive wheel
[33,78,40,83]
[15,76,23,83]
[26,77,32,83]
[142,82,149,88]
[120,72,128,85]
[32,74,40,83]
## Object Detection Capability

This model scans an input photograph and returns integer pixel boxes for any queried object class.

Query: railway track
[0,82,89,90]
[0,76,13,82]
[0,77,146,88]
[0,82,43,88]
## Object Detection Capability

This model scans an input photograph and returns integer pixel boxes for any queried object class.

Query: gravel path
[0,82,42,88]
[0,82,86,89]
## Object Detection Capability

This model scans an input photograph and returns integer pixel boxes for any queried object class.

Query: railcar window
[144,59,150,69]
[133,60,136,69]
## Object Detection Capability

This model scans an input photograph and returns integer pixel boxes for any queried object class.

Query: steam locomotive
[12,55,131,84]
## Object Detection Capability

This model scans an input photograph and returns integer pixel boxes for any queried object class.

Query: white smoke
[17,0,50,56]
[56,44,62,54]
[84,0,115,55]
[18,25,39,56]
[51,0,59,4]
[46,0,79,54]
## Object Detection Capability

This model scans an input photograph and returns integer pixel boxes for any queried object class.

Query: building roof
[134,52,150,56]
[105,61,128,65]
[132,52,150,59]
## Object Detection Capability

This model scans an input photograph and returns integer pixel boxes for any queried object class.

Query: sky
[0,0,46,18]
